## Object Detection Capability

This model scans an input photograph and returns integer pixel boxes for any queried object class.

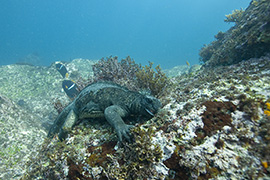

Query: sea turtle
[48,81,162,141]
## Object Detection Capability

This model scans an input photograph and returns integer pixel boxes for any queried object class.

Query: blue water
[0,0,249,69]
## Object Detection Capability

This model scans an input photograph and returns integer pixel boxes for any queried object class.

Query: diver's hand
[115,123,134,142]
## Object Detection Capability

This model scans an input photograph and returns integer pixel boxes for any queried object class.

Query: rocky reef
[0,58,96,179]
[0,54,269,179]
[199,0,270,67]
[0,1,270,179]
[0,94,46,179]
[9,54,267,180]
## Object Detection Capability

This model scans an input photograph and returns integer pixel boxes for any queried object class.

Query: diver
[55,62,79,99]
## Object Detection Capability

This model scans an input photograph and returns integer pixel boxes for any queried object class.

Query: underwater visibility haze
[0,0,249,68]
[1,0,270,179]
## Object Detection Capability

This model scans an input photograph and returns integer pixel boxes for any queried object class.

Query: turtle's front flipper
[104,105,134,142]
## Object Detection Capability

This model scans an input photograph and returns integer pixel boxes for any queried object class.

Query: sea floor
[0,57,270,179]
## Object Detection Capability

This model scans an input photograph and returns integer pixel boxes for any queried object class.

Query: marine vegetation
[92,56,169,97]
[22,125,164,179]
[199,0,270,66]
[136,61,169,97]
[92,56,141,91]
[113,126,163,179]
[224,8,244,23]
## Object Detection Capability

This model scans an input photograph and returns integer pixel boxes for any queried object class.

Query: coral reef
[199,0,270,66]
